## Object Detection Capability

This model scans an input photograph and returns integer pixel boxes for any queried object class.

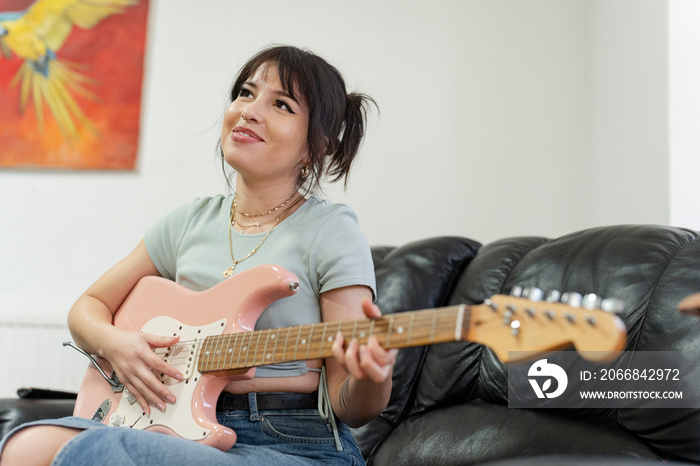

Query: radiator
[0,316,88,399]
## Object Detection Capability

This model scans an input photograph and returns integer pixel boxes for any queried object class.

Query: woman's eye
[276,100,295,113]
[238,88,253,98]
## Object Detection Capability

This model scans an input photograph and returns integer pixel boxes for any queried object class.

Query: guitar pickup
[141,316,228,384]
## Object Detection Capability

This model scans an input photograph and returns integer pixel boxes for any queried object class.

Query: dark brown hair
[221,45,376,190]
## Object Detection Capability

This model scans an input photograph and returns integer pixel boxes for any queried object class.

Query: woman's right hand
[103,328,184,415]
[69,239,185,415]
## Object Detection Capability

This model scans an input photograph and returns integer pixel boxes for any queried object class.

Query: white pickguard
[109,316,227,440]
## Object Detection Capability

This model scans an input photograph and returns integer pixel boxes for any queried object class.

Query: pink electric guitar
[72,264,627,452]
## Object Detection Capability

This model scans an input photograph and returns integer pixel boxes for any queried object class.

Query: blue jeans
[0,395,365,465]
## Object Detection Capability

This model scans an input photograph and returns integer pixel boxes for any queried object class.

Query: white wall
[669,0,700,230]
[587,0,669,227]
[0,0,690,395]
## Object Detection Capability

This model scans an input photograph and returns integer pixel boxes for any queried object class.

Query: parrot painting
[0,0,138,141]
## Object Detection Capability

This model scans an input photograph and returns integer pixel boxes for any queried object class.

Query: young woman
[0,45,396,466]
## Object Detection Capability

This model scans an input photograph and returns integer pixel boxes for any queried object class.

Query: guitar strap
[317,365,342,452]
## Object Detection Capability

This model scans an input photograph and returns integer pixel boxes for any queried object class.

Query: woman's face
[221,64,309,187]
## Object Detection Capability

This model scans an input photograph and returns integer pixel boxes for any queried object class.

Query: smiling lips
[232,126,263,143]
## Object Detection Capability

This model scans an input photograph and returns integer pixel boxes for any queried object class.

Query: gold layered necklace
[230,194,294,234]
[237,193,296,219]
[222,194,297,279]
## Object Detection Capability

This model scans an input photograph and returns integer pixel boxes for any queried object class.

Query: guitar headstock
[465,287,627,363]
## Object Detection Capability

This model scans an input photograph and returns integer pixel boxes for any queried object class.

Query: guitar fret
[270,329,279,363]
[386,315,394,347]
[429,310,438,343]
[197,337,205,371]
[206,336,214,371]
[219,335,227,369]
[201,336,211,372]
[216,335,223,369]
[249,332,256,365]
[283,327,292,364]
[235,332,244,369]
[305,325,314,359]
[221,335,233,368]
[395,315,405,341]
[194,336,203,372]
[261,329,271,364]
[408,313,415,346]
[294,326,302,361]
[455,305,465,341]
[216,337,223,369]
[253,331,262,366]
[242,332,253,367]
[235,333,244,368]
[224,334,235,369]
[319,322,328,358]
[209,335,218,371]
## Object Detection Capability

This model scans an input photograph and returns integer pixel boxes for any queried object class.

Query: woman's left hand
[331,299,398,385]
[679,293,700,315]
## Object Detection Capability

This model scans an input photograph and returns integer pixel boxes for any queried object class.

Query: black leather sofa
[2,225,700,465]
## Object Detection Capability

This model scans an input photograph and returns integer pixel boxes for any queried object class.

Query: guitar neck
[197,305,470,374]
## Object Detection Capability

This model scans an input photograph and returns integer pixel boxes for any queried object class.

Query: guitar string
[150,308,457,359]
[154,308,457,354]
[151,308,459,371]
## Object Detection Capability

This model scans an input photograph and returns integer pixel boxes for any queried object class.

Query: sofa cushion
[371,400,660,466]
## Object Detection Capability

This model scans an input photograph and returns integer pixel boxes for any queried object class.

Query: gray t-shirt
[144,194,376,377]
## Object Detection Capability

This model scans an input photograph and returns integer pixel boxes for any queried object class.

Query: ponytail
[326,93,377,187]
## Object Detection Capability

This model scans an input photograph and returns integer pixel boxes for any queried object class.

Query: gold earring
[300,165,309,178]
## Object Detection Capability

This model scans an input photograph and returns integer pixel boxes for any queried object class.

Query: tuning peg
[484,298,498,312]
[511,286,524,298]
[546,290,562,303]
[510,320,521,336]
[523,287,544,301]
[561,292,582,307]
[503,311,513,325]
[601,297,625,314]
[582,293,603,310]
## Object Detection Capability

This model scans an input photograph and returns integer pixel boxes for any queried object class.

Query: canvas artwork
[0,0,148,170]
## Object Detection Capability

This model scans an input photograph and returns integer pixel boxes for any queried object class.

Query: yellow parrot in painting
[0,0,137,140]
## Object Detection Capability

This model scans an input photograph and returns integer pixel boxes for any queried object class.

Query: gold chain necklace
[223,196,288,279]
[231,216,271,234]
[236,193,296,218]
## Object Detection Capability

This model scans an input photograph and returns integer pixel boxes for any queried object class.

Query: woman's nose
[240,100,263,123]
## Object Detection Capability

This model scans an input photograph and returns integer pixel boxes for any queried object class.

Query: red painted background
[0,0,149,169]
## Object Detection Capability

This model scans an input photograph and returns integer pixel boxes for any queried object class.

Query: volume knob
[109,412,126,427]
